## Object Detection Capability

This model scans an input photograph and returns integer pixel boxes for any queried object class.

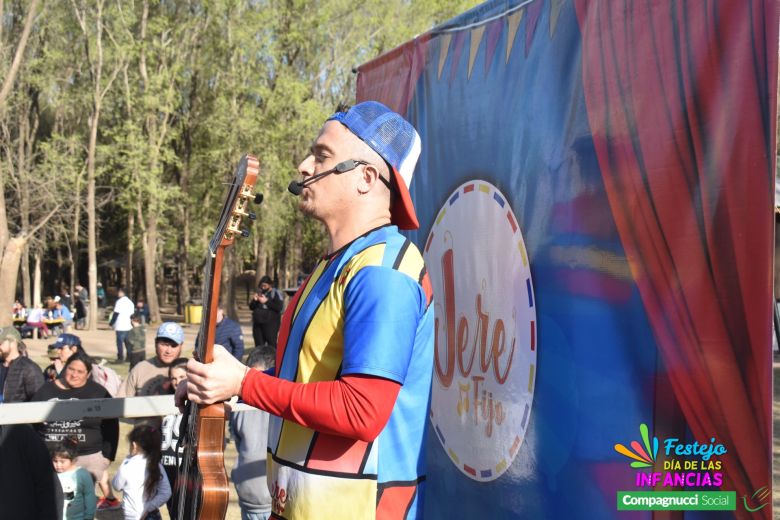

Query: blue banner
[358,0,776,518]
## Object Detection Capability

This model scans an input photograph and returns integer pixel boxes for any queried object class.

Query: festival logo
[614,422,738,512]
[615,423,727,488]
[614,423,658,468]
[424,180,537,482]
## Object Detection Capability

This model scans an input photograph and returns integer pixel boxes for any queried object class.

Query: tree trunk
[279,241,288,289]
[297,222,304,285]
[0,237,26,327]
[70,173,81,296]
[143,212,161,323]
[0,0,39,110]
[32,252,41,308]
[177,208,191,312]
[77,0,119,330]
[254,245,267,287]
[18,111,30,308]
[21,247,30,308]
[86,104,100,330]
[176,251,187,312]
[55,249,64,293]
[177,89,194,312]
[125,211,134,292]
[223,248,239,321]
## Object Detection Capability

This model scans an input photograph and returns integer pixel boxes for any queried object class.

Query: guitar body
[174,154,259,520]
[176,404,229,519]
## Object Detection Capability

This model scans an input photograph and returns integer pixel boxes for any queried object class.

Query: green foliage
[1,0,480,290]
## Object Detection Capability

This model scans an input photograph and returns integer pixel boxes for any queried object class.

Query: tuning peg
[248,212,257,220]
[241,229,250,238]
[254,193,264,204]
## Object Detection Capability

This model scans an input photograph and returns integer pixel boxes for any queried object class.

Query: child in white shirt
[112,424,171,520]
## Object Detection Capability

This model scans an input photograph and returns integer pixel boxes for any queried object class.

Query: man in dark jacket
[215,305,245,360]
[0,326,44,403]
[248,275,284,348]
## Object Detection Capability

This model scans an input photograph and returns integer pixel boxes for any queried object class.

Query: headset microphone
[287,180,305,196]
[287,159,365,196]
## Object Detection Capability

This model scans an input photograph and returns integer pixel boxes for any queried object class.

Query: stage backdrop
[356,1,777,518]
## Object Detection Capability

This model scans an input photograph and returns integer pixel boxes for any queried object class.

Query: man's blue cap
[156,322,184,345]
[55,333,81,347]
[327,101,422,230]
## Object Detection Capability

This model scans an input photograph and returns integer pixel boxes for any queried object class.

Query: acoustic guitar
[174,154,260,519]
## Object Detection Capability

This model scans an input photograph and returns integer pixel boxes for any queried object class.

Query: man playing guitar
[179,102,433,520]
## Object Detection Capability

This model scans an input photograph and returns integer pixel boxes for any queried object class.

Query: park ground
[17,305,780,518]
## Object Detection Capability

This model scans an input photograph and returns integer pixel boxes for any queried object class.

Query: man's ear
[356,163,381,194]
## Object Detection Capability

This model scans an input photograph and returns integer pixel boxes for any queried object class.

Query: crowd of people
[0,274,284,519]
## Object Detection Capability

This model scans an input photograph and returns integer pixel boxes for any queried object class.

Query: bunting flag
[437,33,452,80]
[467,25,485,79]
[505,10,523,63]
[357,0,778,518]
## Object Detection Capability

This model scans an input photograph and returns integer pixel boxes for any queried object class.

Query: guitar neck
[174,154,260,520]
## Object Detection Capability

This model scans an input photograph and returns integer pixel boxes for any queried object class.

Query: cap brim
[156,335,182,345]
[390,167,419,230]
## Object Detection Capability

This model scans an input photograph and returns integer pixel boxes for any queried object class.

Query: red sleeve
[239,370,401,442]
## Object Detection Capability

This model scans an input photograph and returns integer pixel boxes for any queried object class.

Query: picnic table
[12,317,66,339]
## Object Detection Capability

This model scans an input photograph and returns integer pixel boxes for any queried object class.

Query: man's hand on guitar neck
[176,344,249,408]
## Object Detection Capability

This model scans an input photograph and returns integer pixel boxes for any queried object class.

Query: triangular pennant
[550,0,565,36]
[525,0,543,56]
[484,19,503,76]
[467,25,486,80]
[448,31,467,83]
[437,33,452,80]
[506,9,524,64]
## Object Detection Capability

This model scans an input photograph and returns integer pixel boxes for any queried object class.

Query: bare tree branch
[26,204,61,237]
[0,0,40,110]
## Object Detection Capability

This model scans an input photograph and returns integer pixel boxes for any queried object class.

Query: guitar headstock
[199,153,261,364]
[218,155,260,247]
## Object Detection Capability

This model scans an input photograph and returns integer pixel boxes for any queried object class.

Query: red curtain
[356,35,430,113]
[575,1,777,517]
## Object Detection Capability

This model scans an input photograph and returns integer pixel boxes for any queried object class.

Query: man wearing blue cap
[119,322,185,398]
[182,101,434,519]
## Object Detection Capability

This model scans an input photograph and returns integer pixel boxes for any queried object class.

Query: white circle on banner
[424,180,537,482]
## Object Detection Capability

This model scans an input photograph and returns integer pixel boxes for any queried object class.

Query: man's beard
[297,197,314,216]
